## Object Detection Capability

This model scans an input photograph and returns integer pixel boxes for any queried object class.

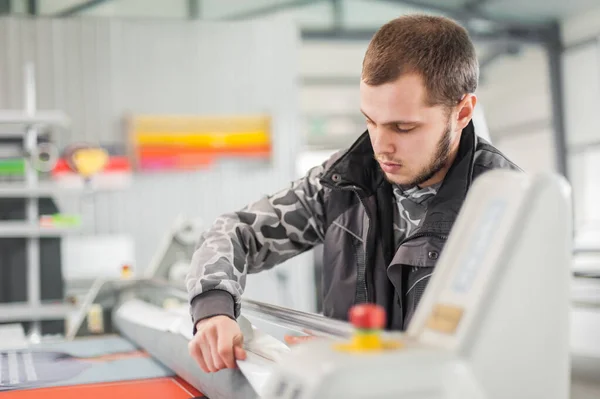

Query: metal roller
[110,279,359,398]
[113,298,260,399]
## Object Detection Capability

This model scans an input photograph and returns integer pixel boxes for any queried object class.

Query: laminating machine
[0,169,574,398]
[259,169,573,399]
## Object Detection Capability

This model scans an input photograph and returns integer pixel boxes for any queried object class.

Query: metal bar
[0,0,10,14]
[301,28,375,41]
[302,75,360,86]
[221,0,325,21]
[54,0,113,17]
[573,247,600,255]
[23,63,41,338]
[26,0,37,15]
[573,271,600,279]
[331,0,343,29]
[378,0,486,20]
[374,0,540,31]
[241,297,355,339]
[377,0,481,19]
[301,27,546,44]
[110,279,354,339]
[188,0,200,20]
[0,183,84,197]
[0,222,80,237]
[0,303,75,323]
[0,110,70,125]
[66,278,109,340]
[134,279,355,339]
[563,36,599,52]
[545,22,569,178]
[462,0,494,12]
[25,130,41,334]
[570,140,600,154]
[479,42,521,70]
[113,302,259,399]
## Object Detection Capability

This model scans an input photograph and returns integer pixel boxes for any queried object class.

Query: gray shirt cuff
[190,290,236,334]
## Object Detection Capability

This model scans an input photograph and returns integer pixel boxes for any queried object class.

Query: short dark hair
[362,14,479,108]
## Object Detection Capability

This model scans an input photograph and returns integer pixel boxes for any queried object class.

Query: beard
[408,122,452,186]
[378,120,453,187]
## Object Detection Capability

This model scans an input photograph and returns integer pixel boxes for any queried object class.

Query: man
[186,14,521,373]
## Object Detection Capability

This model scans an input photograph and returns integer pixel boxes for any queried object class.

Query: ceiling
[4,0,596,60]
[9,0,600,28]
[7,0,589,87]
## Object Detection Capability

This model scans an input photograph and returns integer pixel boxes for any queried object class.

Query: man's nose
[371,127,395,155]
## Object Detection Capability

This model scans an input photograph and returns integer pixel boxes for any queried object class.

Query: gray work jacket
[186,121,521,331]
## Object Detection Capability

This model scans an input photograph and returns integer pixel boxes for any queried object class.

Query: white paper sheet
[237,352,276,396]
[0,324,28,351]
[117,299,289,395]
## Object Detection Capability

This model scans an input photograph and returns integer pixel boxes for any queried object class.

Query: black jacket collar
[322,121,479,198]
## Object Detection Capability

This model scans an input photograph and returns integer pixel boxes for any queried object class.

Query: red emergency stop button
[349,303,386,330]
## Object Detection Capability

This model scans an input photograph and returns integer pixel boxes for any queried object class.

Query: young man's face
[360,73,473,187]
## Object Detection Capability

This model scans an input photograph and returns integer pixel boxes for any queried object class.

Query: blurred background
[0,0,599,394]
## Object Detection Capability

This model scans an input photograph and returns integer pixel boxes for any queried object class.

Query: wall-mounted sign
[126,114,272,172]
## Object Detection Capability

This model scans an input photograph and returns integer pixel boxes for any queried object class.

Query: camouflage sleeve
[186,163,327,326]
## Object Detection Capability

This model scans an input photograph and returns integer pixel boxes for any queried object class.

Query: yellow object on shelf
[87,304,104,334]
[120,264,133,280]
[71,147,109,178]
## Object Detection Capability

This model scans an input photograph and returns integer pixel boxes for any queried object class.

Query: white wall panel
[300,42,367,77]
[561,5,600,47]
[79,0,187,18]
[0,16,312,310]
[562,43,600,148]
[494,129,556,174]
[476,46,551,138]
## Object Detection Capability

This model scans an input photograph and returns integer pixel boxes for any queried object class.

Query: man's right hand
[188,315,247,373]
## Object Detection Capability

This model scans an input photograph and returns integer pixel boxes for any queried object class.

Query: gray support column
[545,22,569,179]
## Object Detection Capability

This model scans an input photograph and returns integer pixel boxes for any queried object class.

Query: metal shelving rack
[0,64,78,341]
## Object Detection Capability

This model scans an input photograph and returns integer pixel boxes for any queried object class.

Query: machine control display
[418,195,513,346]
[451,199,506,294]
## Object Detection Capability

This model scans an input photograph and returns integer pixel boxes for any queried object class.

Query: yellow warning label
[426,304,464,334]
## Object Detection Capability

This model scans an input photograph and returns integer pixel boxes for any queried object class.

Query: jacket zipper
[325,181,372,304]
[350,187,371,304]
[397,231,448,326]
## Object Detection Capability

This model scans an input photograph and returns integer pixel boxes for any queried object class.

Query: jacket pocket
[386,263,436,329]
[391,235,445,268]
[321,225,363,321]
[387,235,446,328]
[404,266,435,324]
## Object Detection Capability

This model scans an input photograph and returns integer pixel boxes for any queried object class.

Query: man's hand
[188,315,247,373]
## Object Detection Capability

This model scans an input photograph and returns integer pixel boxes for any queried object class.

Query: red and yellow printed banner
[127,114,272,171]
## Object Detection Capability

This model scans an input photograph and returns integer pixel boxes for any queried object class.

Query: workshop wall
[561,6,600,232]
[475,45,556,174]
[0,16,317,312]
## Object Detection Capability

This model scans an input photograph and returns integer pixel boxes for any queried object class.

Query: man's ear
[456,94,477,130]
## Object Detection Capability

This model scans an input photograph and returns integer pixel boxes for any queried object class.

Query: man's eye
[395,125,414,133]
[366,119,374,125]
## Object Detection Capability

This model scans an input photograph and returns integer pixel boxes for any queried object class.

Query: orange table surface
[2,377,204,399]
